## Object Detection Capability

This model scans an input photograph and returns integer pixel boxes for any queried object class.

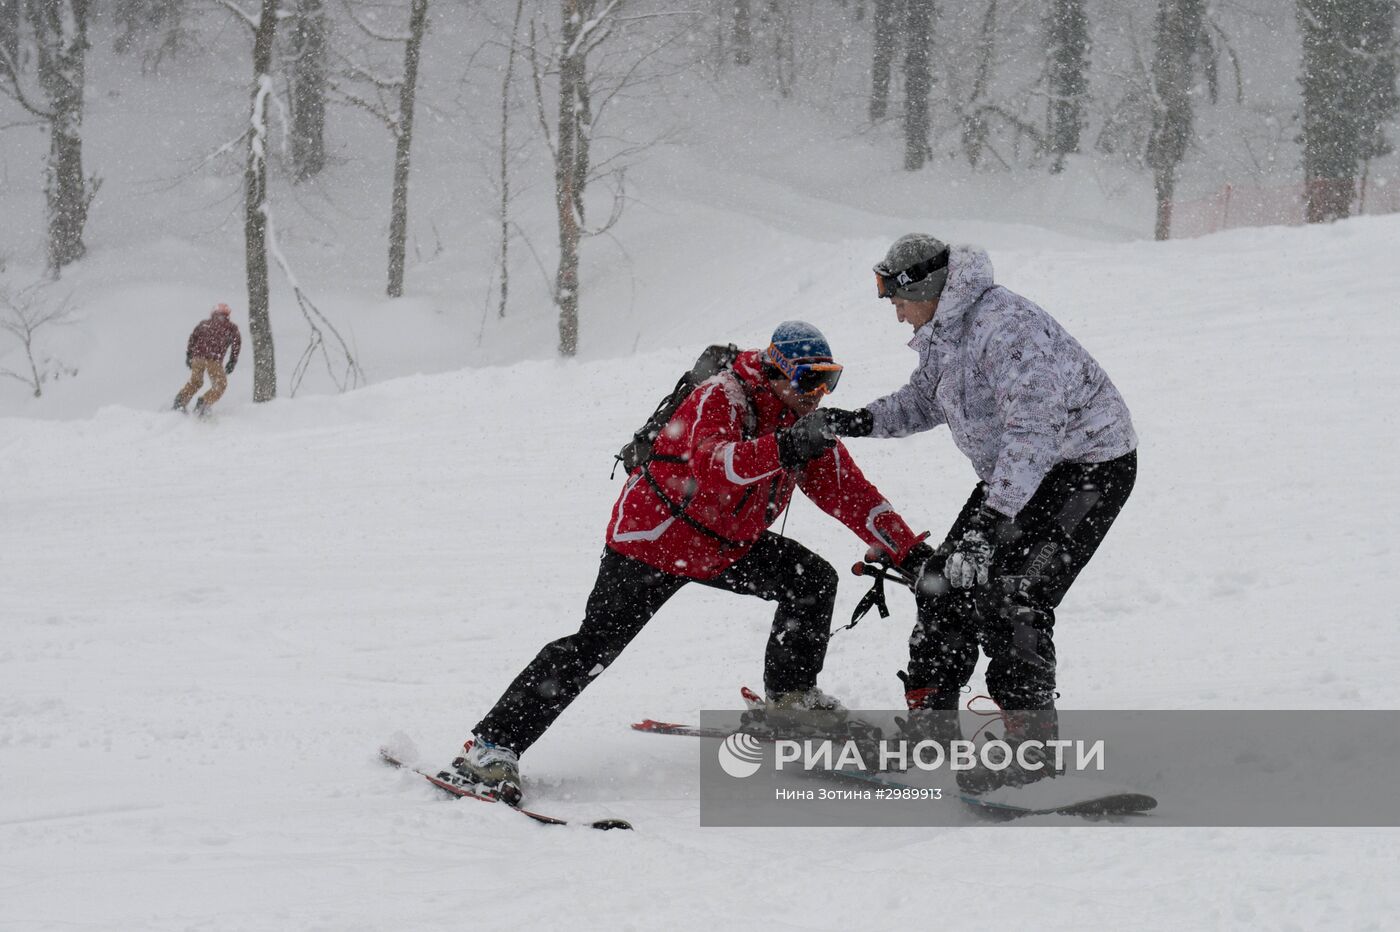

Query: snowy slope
[5,212,1400,929]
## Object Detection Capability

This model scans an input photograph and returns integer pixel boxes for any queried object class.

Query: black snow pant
[473,532,839,755]
[906,450,1136,712]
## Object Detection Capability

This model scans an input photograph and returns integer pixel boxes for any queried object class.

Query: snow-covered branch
[566,0,622,60]
[211,0,261,32]
[0,44,56,119]
[338,0,411,42]
[262,205,364,396]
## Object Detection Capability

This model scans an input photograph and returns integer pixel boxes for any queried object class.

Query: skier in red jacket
[173,303,241,415]
[438,321,933,805]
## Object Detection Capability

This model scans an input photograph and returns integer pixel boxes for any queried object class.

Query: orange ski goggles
[766,344,843,396]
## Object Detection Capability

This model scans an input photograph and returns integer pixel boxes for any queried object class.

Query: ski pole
[851,560,915,590]
[835,561,914,635]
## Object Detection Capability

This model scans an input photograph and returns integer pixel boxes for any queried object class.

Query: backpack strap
[716,367,759,441]
[627,360,766,553]
[641,464,749,551]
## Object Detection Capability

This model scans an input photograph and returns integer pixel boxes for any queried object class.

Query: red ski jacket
[187,316,242,366]
[607,350,923,580]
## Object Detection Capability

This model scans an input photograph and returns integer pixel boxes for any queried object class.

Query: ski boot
[436,736,523,806]
[193,398,210,418]
[759,686,850,734]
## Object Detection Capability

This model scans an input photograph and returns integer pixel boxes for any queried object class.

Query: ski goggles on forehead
[767,344,843,396]
[874,248,950,299]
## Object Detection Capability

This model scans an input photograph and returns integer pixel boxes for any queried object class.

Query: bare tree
[1145,0,1206,240]
[732,0,751,65]
[760,0,794,96]
[496,0,526,319]
[386,0,427,298]
[941,0,1048,171]
[1137,0,1241,237]
[956,0,997,168]
[529,0,685,356]
[0,0,98,274]
[246,0,279,401]
[216,0,364,400]
[1298,0,1398,223]
[1046,0,1088,172]
[549,0,589,355]
[902,0,933,170]
[330,0,430,299]
[287,0,328,181]
[0,0,19,68]
[213,0,282,401]
[0,279,77,398]
[114,0,191,72]
[869,0,903,121]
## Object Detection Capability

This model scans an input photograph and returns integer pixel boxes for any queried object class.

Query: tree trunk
[46,106,87,270]
[497,0,525,319]
[555,0,585,357]
[0,0,19,68]
[959,0,997,168]
[902,0,933,170]
[732,0,751,66]
[1298,0,1398,224]
[288,0,327,182]
[766,0,793,97]
[1145,0,1205,240]
[28,0,92,273]
[387,0,428,299]
[245,0,278,402]
[869,0,900,121]
[574,46,592,226]
[1046,0,1088,172]
[1153,163,1175,242]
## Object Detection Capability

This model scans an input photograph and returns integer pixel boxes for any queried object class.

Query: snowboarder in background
[173,303,241,416]
[442,321,930,805]
[816,234,1138,793]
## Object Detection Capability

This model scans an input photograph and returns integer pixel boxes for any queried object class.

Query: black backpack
[614,343,745,477]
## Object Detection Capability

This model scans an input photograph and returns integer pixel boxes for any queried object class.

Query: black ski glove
[821,407,874,438]
[776,411,837,469]
[944,505,1007,589]
[898,540,937,579]
[225,360,236,374]
[185,353,192,369]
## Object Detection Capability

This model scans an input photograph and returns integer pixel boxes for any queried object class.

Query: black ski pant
[473,532,838,755]
[907,450,1136,711]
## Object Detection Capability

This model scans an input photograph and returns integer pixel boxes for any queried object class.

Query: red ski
[378,748,632,831]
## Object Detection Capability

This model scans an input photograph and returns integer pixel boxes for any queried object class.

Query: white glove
[943,528,995,589]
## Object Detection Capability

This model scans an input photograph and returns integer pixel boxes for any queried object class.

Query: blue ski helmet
[765,320,834,367]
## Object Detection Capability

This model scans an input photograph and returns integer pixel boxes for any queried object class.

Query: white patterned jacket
[865,246,1137,517]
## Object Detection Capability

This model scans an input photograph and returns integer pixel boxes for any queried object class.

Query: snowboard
[819,765,1158,820]
[632,688,1156,821]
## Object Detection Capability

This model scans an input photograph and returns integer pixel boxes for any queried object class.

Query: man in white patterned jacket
[818,234,1138,792]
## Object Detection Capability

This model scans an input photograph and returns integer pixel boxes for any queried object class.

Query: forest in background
[1,0,1396,400]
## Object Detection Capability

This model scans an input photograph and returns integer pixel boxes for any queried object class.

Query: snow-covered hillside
[5,208,1400,928]
[5,4,1400,924]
